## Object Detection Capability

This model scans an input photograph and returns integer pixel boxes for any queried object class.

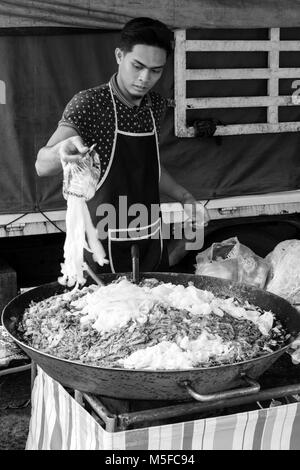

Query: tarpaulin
[0,28,300,214]
[26,367,300,450]
[0,30,120,213]
[1,0,300,29]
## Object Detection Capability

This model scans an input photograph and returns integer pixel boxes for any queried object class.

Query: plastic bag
[195,237,270,288]
[290,331,300,364]
[264,240,300,366]
[265,239,300,303]
[195,256,239,281]
[62,145,101,201]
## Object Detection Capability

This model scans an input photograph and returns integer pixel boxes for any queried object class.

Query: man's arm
[159,165,210,225]
[159,165,195,205]
[35,126,89,177]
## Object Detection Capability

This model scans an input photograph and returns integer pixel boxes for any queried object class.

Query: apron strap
[109,82,119,132]
[149,107,161,182]
[96,85,119,190]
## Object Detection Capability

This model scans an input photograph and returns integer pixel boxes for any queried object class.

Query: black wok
[2,273,300,402]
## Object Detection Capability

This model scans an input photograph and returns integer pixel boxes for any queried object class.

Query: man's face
[115,44,167,102]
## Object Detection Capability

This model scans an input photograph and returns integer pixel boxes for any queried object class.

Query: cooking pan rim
[1,272,298,375]
[3,271,300,297]
[3,270,299,306]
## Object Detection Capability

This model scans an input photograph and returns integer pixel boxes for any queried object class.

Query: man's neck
[116,74,143,107]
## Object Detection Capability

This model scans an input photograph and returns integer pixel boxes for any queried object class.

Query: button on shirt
[58,74,167,184]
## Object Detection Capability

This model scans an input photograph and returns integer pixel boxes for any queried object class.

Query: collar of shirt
[109,73,152,111]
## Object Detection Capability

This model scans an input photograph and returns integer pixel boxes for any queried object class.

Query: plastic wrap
[195,237,270,288]
[265,239,300,304]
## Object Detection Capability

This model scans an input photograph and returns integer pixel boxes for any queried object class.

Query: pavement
[0,369,31,450]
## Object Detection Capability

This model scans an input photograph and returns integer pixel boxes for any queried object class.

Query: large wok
[2,273,300,402]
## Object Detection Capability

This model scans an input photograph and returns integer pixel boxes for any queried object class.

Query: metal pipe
[0,363,31,377]
[82,393,117,432]
[116,382,300,430]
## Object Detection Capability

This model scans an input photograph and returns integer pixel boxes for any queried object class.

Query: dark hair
[120,17,173,56]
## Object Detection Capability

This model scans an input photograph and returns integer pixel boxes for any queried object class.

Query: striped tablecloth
[26,367,300,450]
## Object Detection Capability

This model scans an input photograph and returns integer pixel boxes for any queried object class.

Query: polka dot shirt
[58,74,167,184]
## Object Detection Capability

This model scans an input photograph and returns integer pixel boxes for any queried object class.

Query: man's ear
[115,48,123,65]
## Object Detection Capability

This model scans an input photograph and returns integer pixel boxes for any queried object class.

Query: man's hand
[159,166,210,227]
[36,127,89,177]
[59,136,90,164]
[181,190,210,227]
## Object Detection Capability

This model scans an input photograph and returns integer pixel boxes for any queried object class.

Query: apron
[87,84,167,274]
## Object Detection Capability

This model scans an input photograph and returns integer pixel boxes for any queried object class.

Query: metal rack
[0,363,31,377]
[79,381,300,432]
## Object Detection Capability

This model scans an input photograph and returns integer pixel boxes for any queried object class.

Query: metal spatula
[83,262,104,286]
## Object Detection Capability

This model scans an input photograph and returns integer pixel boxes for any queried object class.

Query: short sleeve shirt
[58,74,167,184]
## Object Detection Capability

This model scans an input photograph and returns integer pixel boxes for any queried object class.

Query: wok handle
[182,374,260,402]
[131,244,140,284]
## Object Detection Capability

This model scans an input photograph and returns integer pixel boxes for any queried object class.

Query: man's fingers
[60,149,82,163]
[59,136,89,163]
[184,203,211,228]
[67,137,89,156]
[75,143,90,154]
[61,153,82,163]
[70,136,89,153]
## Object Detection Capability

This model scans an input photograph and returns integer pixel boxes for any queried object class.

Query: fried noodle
[17,278,290,370]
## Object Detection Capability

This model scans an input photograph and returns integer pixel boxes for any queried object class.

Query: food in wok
[17,277,290,371]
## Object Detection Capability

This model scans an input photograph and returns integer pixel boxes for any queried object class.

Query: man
[36,17,208,273]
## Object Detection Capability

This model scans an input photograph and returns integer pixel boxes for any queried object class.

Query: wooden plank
[163,201,300,222]
[267,28,280,124]
[267,105,277,126]
[279,41,300,50]
[186,68,300,80]
[208,202,300,220]
[174,30,187,138]
[162,190,300,211]
[207,191,300,208]
[186,40,273,52]
[186,39,300,52]
[183,122,300,137]
[186,95,297,109]
[0,221,66,238]
[0,211,66,238]
[162,192,300,222]
[161,191,300,224]
[0,210,66,225]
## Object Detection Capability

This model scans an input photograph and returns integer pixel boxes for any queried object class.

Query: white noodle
[59,150,108,287]
[82,202,107,266]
